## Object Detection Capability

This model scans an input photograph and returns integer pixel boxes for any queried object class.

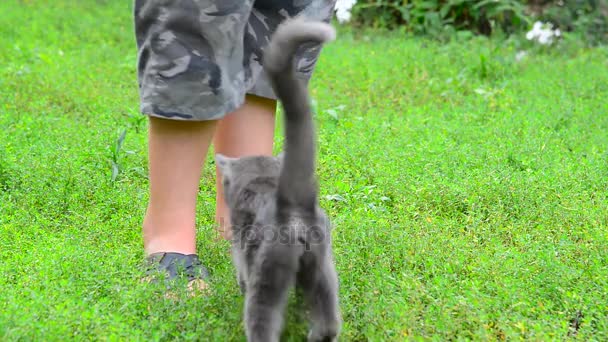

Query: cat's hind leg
[244,243,299,342]
[299,252,341,342]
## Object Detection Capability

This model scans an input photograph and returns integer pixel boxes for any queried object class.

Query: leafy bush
[529,0,608,45]
[350,0,530,37]
[347,0,608,45]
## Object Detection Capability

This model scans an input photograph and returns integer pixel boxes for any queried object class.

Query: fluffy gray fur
[215,17,340,342]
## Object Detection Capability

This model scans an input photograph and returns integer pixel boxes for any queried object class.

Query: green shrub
[350,0,530,37]
[530,0,608,45]
[348,0,608,45]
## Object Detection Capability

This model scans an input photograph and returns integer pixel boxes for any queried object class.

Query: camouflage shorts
[134,0,336,121]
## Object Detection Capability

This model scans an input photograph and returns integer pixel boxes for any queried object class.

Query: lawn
[1,0,608,340]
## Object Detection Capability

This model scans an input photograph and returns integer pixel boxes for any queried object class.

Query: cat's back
[254,200,330,250]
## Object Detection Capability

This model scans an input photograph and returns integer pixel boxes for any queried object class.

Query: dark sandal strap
[146,252,210,282]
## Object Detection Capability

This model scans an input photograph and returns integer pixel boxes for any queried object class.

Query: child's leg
[214,94,277,240]
[144,95,275,254]
[143,117,217,255]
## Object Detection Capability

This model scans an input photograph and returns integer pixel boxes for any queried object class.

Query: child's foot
[143,252,210,297]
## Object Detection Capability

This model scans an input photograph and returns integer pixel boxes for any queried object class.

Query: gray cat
[215,17,341,342]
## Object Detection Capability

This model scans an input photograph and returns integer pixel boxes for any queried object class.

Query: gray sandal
[145,252,210,293]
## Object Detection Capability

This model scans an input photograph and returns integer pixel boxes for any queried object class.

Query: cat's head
[215,153,284,208]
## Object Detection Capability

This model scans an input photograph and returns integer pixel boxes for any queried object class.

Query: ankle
[143,220,197,256]
[144,240,196,256]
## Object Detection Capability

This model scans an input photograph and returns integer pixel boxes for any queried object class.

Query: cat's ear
[215,154,235,177]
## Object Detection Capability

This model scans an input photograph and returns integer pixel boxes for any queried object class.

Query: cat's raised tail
[264,18,336,75]
[263,17,336,213]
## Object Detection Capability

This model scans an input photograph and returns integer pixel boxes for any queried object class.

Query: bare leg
[143,116,218,255]
[214,94,277,239]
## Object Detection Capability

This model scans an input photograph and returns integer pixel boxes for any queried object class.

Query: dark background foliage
[350,0,608,44]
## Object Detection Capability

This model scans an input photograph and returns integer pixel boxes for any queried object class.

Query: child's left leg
[213,94,277,240]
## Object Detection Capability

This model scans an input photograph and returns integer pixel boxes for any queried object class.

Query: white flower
[526,21,561,45]
[515,50,527,62]
[538,32,550,45]
[526,30,535,40]
[335,0,357,23]
[526,21,543,40]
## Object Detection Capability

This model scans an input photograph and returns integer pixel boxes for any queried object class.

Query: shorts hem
[140,97,245,122]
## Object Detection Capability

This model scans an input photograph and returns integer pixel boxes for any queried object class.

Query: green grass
[1,0,608,340]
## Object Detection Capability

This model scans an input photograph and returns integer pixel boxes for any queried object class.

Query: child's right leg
[142,96,275,293]
[134,0,253,259]
[143,116,217,256]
